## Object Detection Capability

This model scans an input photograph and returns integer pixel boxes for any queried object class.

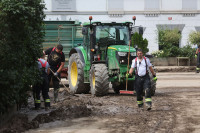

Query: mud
[0,94,91,133]
[1,72,200,133]
[0,114,39,133]
[0,89,180,133]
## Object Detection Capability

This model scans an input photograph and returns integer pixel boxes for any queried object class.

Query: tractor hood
[108,45,136,52]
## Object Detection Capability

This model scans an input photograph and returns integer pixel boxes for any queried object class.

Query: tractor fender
[69,47,87,66]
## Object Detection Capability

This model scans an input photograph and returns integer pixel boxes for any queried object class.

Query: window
[182,0,197,10]
[145,0,159,10]
[108,0,124,11]
[96,26,130,46]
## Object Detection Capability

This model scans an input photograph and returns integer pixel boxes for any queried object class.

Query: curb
[155,66,196,72]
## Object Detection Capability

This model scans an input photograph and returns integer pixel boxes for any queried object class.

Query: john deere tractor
[68,16,155,96]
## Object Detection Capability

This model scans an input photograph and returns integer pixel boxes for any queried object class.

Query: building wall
[43,0,200,53]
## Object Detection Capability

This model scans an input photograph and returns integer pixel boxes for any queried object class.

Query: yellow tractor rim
[92,72,95,88]
[71,62,78,87]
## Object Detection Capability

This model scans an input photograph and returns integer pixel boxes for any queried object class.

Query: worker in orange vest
[33,55,50,110]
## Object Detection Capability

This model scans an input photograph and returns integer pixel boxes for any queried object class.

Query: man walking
[195,44,200,73]
[33,55,50,110]
[128,49,157,110]
[44,44,65,102]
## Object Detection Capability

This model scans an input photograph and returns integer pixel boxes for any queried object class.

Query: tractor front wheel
[90,64,109,96]
[68,53,90,94]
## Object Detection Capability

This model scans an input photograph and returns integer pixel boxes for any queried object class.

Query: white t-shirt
[131,57,152,76]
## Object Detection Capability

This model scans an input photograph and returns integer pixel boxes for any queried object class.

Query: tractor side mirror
[82,27,88,35]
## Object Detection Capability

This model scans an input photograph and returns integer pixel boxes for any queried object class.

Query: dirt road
[1,72,200,133]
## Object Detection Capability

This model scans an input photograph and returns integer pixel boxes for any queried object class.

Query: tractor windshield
[96,25,130,46]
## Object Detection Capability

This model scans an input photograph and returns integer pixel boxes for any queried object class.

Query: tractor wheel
[127,81,135,91]
[112,84,121,94]
[68,53,90,94]
[113,81,134,94]
[149,66,156,96]
[90,64,109,96]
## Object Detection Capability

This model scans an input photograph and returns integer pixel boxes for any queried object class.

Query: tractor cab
[82,18,134,64]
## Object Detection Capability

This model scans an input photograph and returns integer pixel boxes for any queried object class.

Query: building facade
[43,0,200,53]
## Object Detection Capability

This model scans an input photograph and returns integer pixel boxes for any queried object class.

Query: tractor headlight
[118,52,127,56]
[130,52,136,56]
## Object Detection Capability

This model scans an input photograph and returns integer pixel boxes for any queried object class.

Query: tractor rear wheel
[149,66,156,96]
[113,81,134,94]
[68,53,90,94]
[90,64,109,96]
[112,84,121,94]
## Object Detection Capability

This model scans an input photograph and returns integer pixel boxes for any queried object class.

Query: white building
[42,0,200,53]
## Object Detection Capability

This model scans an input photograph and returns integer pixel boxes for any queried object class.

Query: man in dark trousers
[195,44,200,73]
[43,44,65,102]
[128,49,157,110]
[33,55,50,110]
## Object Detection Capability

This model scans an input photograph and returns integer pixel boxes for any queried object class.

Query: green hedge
[153,28,196,58]
[189,31,200,45]
[152,45,195,58]
[0,0,45,114]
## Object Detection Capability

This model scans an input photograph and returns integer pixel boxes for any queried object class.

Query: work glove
[153,75,157,81]
[195,54,198,58]
[126,73,129,78]
[54,72,59,77]
[126,73,132,78]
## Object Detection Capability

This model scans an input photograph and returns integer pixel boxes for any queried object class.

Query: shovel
[49,68,70,93]
[119,40,134,95]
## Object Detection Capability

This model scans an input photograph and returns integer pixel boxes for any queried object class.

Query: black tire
[112,84,121,94]
[112,80,134,94]
[68,53,90,94]
[148,66,156,96]
[90,64,109,96]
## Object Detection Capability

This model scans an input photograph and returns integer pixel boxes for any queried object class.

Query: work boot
[138,104,144,110]
[54,89,59,103]
[35,103,41,110]
[45,107,50,111]
[196,68,200,73]
[146,103,152,111]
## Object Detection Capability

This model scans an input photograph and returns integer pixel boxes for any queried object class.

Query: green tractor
[68,16,155,96]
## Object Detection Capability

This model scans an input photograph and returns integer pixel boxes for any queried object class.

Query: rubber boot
[45,99,50,111]
[54,89,59,103]
[196,68,199,73]
[145,102,152,111]
[138,103,144,110]
[35,103,41,110]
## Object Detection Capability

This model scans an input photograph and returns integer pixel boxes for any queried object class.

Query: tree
[131,32,149,55]
[156,28,181,57]
[0,0,45,114]
[189,31,200,45]
[158,28,181,49]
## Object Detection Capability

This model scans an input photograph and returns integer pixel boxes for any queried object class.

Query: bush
[189,31,200,45]
[131,32,149,55]
[0,0,45,114]
[151,50,165,57]
[179,45,196,58]
[156,28,182,57]
[152,45,195,58]
[158,28,181,49]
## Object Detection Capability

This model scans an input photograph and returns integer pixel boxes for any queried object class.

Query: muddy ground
[1,72,200,133]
